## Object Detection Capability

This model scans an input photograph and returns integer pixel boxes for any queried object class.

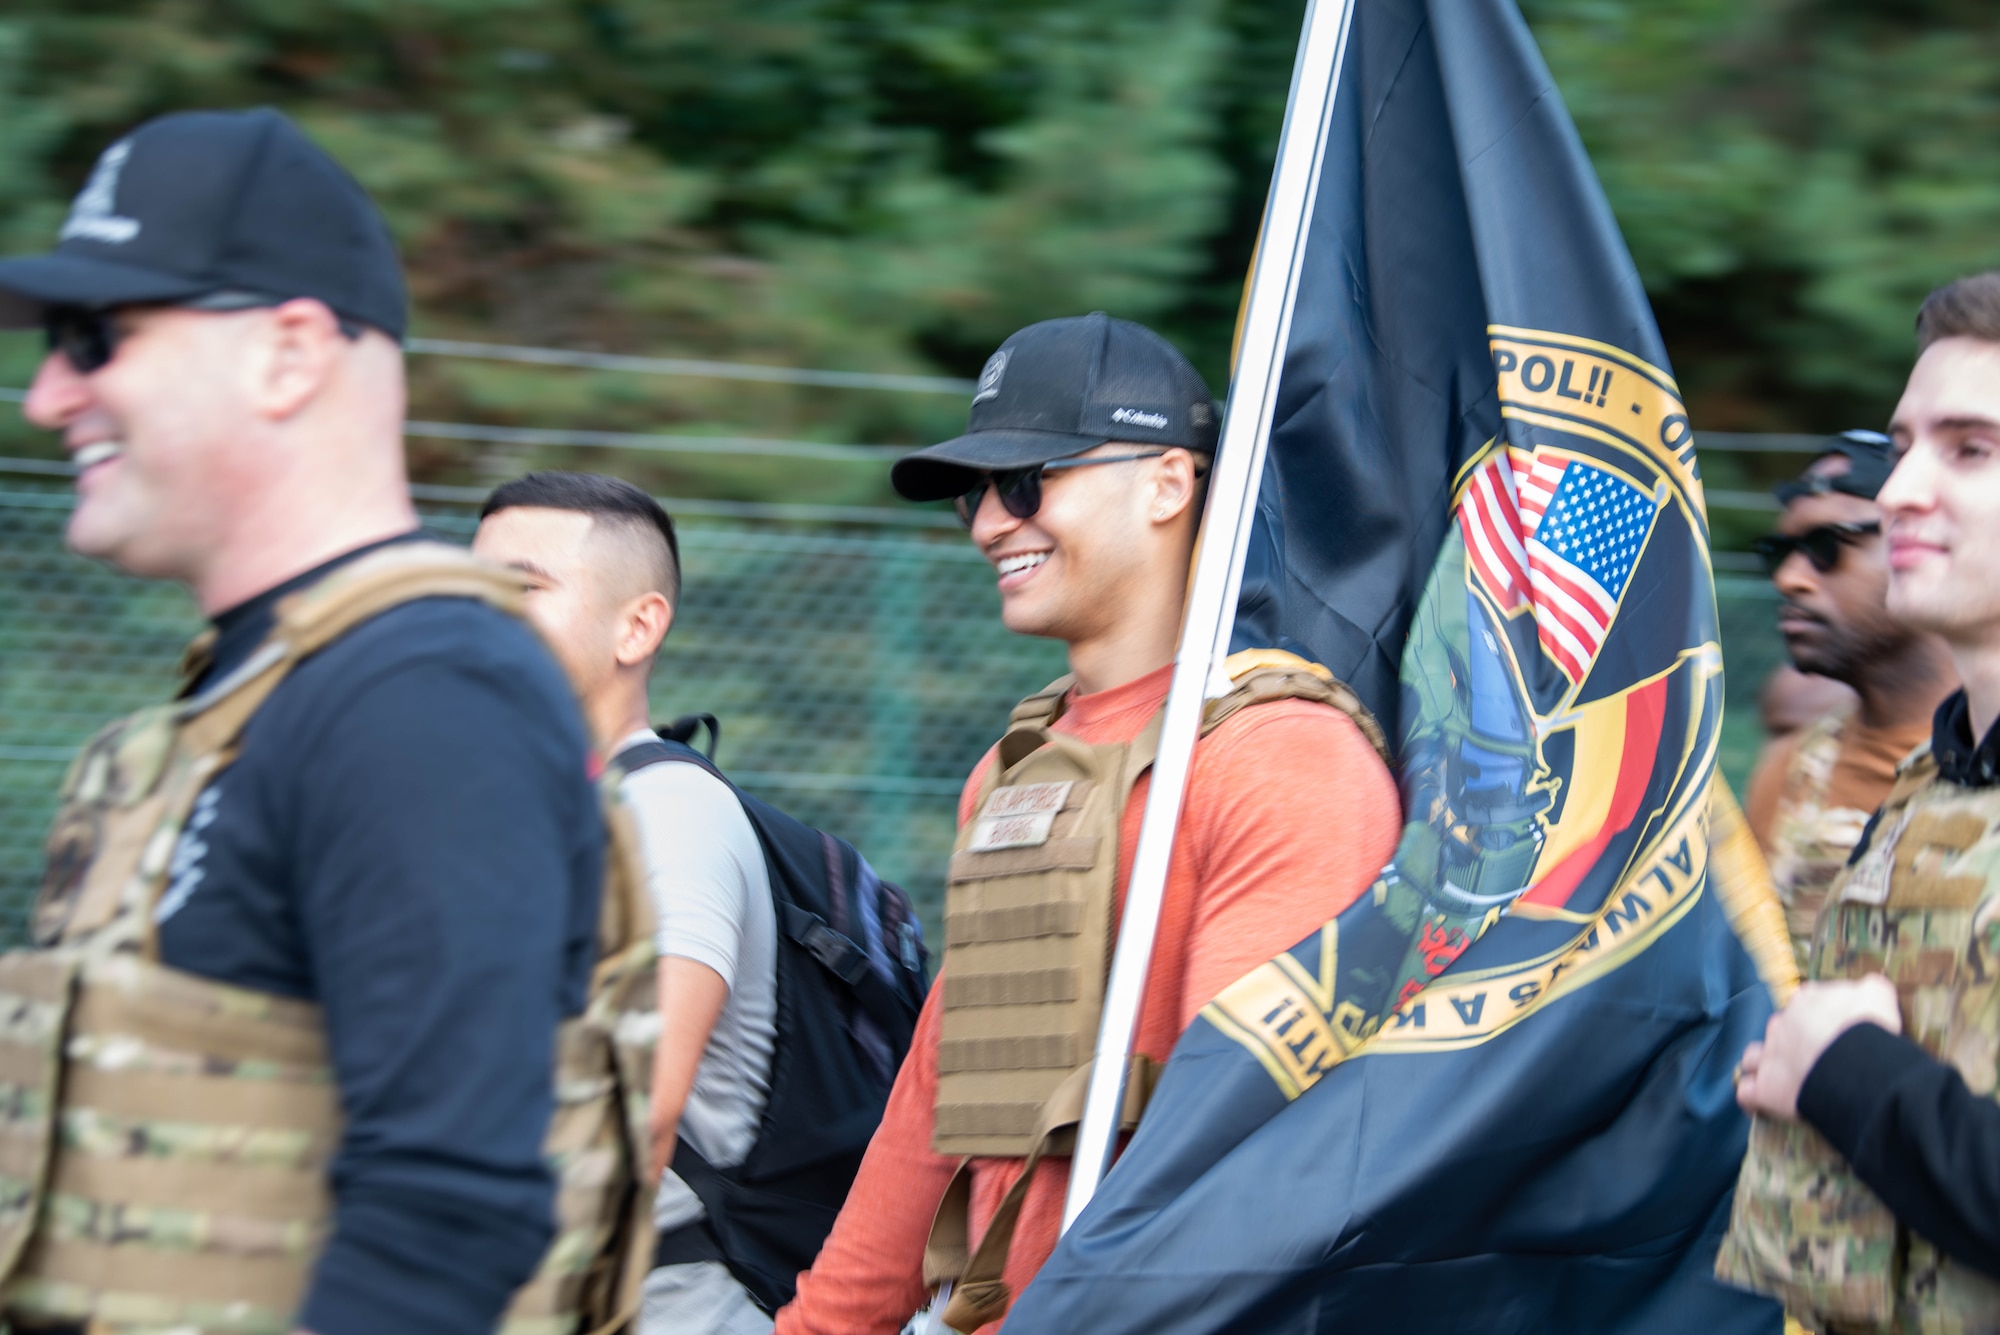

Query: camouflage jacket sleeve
[1800,1021,2000,1280]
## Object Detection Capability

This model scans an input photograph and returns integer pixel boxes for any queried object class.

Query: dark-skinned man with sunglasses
[775,314,1403,1334]
[1742,430,1957,970]
[0,110,618,1335]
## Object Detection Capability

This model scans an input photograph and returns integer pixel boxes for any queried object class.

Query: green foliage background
[0,0,1986,930]
[0,0,1995,496]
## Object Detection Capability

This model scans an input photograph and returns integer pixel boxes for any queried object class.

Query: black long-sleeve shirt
[1800,1023,2000,1280]
[155,534,603,1334]
[1797,687,2000,1282]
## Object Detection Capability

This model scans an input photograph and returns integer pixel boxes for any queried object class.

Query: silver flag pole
[1061,0,1360,1232]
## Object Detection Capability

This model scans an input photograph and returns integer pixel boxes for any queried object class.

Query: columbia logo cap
[0,108,407,339]
[891,312,1219,502]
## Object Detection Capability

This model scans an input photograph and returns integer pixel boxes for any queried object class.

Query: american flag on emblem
[1459,449,1658,683]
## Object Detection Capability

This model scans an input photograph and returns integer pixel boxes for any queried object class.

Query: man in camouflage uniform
[1724,271,2000,1331]
[1743,433,1957,969]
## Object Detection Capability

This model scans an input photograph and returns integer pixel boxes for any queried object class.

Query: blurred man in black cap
[0,109,610,1335]
[776,314,1401,1334]
[1742,430,1957,968]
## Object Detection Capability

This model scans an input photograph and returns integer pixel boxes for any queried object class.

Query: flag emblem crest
[1008,0,1783,1326]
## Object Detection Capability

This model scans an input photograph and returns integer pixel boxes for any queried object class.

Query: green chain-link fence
[0,477,1784,950]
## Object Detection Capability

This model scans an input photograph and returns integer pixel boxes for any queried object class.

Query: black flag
[1005,2,1787,1330]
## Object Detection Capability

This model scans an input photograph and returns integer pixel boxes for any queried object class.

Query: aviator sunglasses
[954,451,1195,527]
[46,293,362,375]
[1751,520,1881,576]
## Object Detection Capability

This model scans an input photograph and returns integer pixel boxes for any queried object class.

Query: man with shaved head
[475,471,779,1335]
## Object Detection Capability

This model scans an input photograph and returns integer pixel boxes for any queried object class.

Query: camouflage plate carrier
[921,649,1390,1333]
[1767,707,1877,974]
[0,544,660,1335]
[1718,741,2000,1333]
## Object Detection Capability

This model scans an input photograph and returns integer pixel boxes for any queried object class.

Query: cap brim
[890,429,1107,501]
[0,253,215,329]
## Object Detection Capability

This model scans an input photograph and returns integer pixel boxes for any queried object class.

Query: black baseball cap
[1772,429,1896,505]
[890,312,1219,502]
[0,108,406,340]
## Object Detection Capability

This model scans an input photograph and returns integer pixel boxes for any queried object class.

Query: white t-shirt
[614,732,779,1233]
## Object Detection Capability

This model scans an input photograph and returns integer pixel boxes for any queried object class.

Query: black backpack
[616,718,930,1312]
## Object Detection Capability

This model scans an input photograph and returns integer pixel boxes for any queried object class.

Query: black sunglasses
[1752,520,1881,576]
[954,451,1189,527]
[45,293,362,375]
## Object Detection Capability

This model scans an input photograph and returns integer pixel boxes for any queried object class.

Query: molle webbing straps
[925,649,1385,1328]
[936,649,1383,1157]
[0,543,664,1335]
[935,722,1151,1158]
[923,1057,1157,1334]
[513,776,663,1335]
[1717,742,2000,1331]
[0,951,339,1334]
[0,952,79,1286]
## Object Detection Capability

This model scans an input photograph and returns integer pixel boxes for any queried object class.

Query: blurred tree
[0,0,1234,506]
[1528,0,2000,432]
[0,0,1996,494]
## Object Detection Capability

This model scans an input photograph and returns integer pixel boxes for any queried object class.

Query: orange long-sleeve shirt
[776,663,1403,1333]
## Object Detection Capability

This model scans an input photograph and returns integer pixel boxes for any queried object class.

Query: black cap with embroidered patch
[0,107,406,339]
[890,312,1219,502]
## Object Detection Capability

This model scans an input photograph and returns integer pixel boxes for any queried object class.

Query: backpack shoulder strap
[612,739,906,1026]
[614,735,721,781]
[1202,648,1391,764]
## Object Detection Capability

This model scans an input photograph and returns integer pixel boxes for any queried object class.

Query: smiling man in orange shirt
[775,313,1403,1334]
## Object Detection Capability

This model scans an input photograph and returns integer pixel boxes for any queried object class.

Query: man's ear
[249,298,347,422]
[1148,448,1203,526]
[616,590,675,667]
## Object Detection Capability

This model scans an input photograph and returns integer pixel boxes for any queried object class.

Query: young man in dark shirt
[0,109,601,1334]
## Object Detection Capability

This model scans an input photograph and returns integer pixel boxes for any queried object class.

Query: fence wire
[0,483,1783,950]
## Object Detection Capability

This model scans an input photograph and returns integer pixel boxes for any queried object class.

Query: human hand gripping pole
[1058,0,1361,1233]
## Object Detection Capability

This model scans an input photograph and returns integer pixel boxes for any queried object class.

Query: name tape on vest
[969,781,1074,852]
[1840,805,1915,909]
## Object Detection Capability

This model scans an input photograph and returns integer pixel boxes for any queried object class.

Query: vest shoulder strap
[179,544,528,755]
[1885,745,1941,809]
[1008,673,1077,731]
[274,542,527,655]
[1204,648,1391,764]
[999,649,1387,774]
[992,650,1388,811]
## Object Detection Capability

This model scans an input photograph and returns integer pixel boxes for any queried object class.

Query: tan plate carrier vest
[922,649,1389,1332]
[0,544,660,1335]
[1717,745,2000,1333]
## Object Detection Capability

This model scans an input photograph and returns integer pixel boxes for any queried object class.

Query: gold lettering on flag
[1486,327,1701,519]
[1204,798,1711,1102]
